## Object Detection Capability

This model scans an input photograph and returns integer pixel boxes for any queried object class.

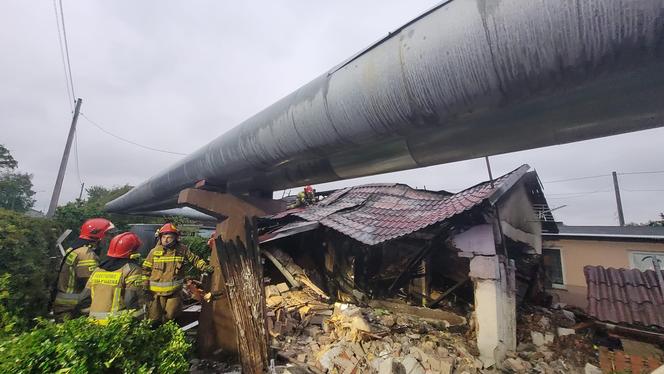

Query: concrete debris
[584,363,602,374]
[530,331,546,347]
[557,327,575,337]
[269,285,479,373]
[267,284,599,373]
[516,306,599,372]
[552,309,576,328]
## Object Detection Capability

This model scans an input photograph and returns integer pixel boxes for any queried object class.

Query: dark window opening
[543,248,564,286]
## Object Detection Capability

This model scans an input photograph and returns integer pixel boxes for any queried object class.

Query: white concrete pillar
[470,255,517,368]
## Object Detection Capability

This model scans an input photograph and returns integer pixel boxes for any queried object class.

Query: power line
[80,113,187,156]
[52,0,73,112]
[619,170,664,176]
[542,174,610,184]
[546,189,612,196]
[543,169,664,185]
[57,0,76,100]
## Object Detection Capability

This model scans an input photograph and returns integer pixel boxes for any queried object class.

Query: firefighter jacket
[86,261,146,324]
[54,243,100,309]
[143,243,211,296]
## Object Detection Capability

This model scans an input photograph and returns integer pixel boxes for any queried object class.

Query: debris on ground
[265,281,615,374]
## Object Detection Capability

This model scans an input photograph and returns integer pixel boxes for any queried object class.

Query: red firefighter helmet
[157,223,180,236]
[304,185,314,194]
[79,218,115,240]
[107,232,142,259]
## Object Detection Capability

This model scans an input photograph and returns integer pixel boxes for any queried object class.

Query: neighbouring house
[258,164,557,367]
[542,224,664,309]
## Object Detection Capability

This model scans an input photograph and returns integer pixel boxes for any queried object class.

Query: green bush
[180,235,211,278]
[0,314,191,374]
[0,209,61,333]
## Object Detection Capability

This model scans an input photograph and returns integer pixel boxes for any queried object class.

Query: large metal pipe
[107,0,664,213]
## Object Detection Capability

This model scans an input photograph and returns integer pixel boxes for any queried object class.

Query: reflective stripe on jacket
[56,245,99,297]
[143,243,209,296]
[53,291,82,306]
[86,262,146,324]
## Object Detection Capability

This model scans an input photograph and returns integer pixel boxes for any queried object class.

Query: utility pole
[78,182,85,200]
[47,98,82,217]
[612,171,625,226]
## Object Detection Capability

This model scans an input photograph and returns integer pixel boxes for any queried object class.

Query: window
[543,248,565,287]
[630,251,664,271]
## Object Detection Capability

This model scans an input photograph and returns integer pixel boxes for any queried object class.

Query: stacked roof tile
[585,265,664,328]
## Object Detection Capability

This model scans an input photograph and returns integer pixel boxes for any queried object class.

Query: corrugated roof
[585,266,664,328]
[547,225,664,240]
[267,165,532,245]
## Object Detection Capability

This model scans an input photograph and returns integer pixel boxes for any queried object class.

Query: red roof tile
[269,165,529,245]
[585,266,664,328]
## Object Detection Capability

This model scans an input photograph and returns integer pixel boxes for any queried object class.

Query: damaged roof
[585,266,664,328]
[266,164,551,245]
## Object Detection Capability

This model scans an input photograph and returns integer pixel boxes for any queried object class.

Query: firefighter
[87,232,147,324]
[52,218,115,320]
[287,185,317,209]
[143,223,213,322]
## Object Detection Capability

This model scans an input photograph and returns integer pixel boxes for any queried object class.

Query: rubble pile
[511,306,599,373]
[269,284,482,374]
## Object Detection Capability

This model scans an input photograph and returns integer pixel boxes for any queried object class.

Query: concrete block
[401,355,425,374]
[379,357,406,374]
[557,327,575,337]
[469,256,499,280]
[531,331,545,347]
[452,224,496,256]
[544,332,555,344]
[504,358,529,373]
[585,363,602,374]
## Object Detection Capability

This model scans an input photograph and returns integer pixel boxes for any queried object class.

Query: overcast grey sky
[1,1,663,225]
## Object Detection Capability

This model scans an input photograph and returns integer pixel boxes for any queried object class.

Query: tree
[648,213,664,227]
[0,145,35,213]
[0,145,17,170]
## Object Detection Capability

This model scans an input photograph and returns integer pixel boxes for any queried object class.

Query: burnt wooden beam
[262,250,301,288]
[214,218,269,373]
[426,278,468,308]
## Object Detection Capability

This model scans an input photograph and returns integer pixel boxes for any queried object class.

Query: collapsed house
[257,164,557,367]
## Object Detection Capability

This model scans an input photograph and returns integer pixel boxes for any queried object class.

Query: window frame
[542,247,566,289]
[629,250,664,271]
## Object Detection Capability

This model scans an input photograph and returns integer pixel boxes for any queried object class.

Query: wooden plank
[296,275,329,300]
[367,299,466,326]
[572,321,595,332]
[262,250,301,288]
[427,278,468,308]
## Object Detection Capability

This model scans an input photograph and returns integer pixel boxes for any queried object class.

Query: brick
[631,354,643,374]
[647,356,662,371]
[599,349,613,373]
[614,351,626,372]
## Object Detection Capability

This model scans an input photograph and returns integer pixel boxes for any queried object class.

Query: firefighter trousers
[147,293,182,322]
